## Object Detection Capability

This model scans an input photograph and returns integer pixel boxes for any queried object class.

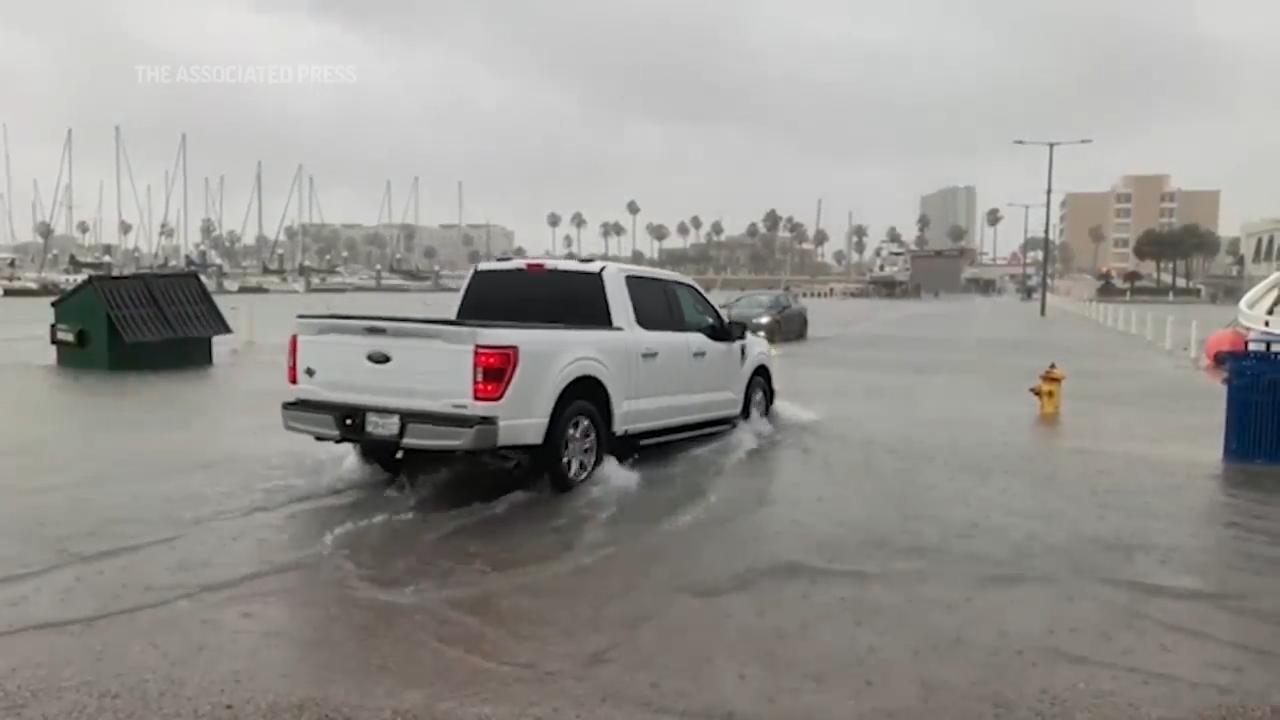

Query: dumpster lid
[53,273,232,343]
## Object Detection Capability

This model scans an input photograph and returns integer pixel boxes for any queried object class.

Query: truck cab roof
[476,258,692,282]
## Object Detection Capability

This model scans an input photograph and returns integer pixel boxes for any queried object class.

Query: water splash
[591,456,642,493]
[773,400,819,424]
[321,511,414,552]
[339,446,392,483]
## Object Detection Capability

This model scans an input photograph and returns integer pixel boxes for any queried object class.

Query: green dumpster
[50,273,232,370]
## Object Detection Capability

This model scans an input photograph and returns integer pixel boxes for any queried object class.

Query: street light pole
[1007,202,1043,294]
[1013,138,1092,317]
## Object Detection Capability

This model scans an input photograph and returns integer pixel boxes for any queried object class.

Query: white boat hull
[1237,271,1280,334]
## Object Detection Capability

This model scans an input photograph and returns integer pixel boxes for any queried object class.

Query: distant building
[1058,174,1220,274]
[909,247,973,294]
[1240,218,1280,284]
[919,186,977,250]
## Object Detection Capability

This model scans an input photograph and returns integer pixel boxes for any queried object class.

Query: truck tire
[358,442,402,477]
[742,373,773,420]
[543,399,605,493]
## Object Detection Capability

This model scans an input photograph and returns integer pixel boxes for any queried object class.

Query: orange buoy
[1205,327,1247,367]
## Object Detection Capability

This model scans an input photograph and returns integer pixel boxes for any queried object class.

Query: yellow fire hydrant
[1029,362,1065,415]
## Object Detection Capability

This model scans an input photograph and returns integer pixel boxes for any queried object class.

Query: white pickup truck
[281,259,775,490]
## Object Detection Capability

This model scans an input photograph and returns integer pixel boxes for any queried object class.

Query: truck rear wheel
[357,442,402,477]
[742,373,773,420]
[543,399,605,493]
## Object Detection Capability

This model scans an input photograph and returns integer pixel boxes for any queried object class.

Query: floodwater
[1,292,1279,719]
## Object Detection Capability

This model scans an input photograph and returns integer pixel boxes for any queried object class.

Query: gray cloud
[1,0,1276,253]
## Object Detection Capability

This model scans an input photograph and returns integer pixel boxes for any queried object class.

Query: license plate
[364,411,401,437]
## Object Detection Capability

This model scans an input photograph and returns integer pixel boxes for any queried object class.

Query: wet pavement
[1,293,1279,719]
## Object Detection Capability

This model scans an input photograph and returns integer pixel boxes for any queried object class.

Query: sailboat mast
[95,180,103,250]
[65,128,73,237]
[457,180,463,253]
[217,174,224,235]
[180,133,188,256]
[146,184,153,257]
[413,175,419,227]
[297,165,305,266]
[255,161,263,243]
[2,123,15,243]
[114,125,123,247]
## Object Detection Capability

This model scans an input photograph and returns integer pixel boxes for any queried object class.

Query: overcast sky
[2,0,1278,255]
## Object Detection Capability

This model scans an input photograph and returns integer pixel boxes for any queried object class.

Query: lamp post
[1007,202,1044,295]
[1013,138,1093,316]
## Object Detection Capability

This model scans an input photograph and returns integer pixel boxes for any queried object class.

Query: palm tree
[832,249,847,267]
[851,224,868,267]
[562,232,574,257]
[35,220,54,273]
[915,213,931,249]
[652,223,671,262]
[610,221,626,258]
[1088,224,1106,271]
[546,211,562,255]
[645,222,655,259]
[626,199,641,256]
[676,220,691,249]
[598,220,613,257]
[812,227,830,261]
[709,219,726,268]
[569,211,586,256]
[689,215,703,246]
[744,221,761,270]
[985,208,1004,260]
[885,225,903,246]
[75,219,90,247]
[512,246,528,258]
[467,249,482,265]
[946,224,968,247]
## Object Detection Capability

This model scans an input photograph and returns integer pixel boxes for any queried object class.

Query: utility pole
[814,198,823,261]
[1007,202,1044,294]
[1013,138,1093,317]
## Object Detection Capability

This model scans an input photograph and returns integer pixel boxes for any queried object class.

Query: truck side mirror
[727,320,747,341]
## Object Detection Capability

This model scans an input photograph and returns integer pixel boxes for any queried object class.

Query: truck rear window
[456,269,613,327]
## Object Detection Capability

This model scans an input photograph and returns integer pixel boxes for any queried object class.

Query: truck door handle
[641,349,659,359]
[692,349,707,359]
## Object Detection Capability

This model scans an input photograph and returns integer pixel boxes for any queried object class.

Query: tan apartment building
[1058,174,1219,273]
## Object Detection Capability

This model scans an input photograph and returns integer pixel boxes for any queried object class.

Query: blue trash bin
[1223,351,1280,463]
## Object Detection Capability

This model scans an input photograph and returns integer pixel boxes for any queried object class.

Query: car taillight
[287,334,298,385]
[474,346,518,401]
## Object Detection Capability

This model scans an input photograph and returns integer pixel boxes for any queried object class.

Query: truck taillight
[474,346,518,401]
[287,334,298,385]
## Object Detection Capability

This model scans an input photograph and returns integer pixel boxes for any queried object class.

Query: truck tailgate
[294,317,477,411]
